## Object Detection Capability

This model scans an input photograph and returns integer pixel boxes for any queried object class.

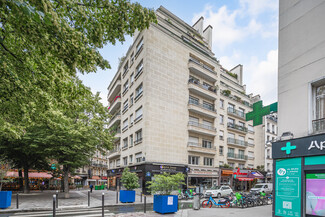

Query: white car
[204,185,233,198]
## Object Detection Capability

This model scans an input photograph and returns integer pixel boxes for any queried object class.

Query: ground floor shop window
[306,173,325,216]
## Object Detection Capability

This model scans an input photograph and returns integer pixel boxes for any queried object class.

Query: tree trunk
[63,165,70,198]
[18,168,23,192]
[23,166,30,193]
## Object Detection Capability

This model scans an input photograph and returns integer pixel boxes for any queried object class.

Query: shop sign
[275,158,301,217]
[273,133,325,159]
[160,165,177,172]
[146,172,151,177]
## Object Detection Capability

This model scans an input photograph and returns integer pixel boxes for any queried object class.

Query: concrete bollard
[88,190,90,207]
[102,193,105,217]
[144,195,146,213]
[16,192,19,209]
[53,195,56,217]
[56,190,59,208]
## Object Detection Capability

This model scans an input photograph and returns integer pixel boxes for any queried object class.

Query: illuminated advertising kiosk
[272,133,325,217]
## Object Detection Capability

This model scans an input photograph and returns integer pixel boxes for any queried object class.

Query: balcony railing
[227,107,245,118]
[188,121,216,131]
[189,58,216,74]
[313,118,325,133]
[109,112,121,124]
[227,123,248,133]
[188,99,216,112]
[221,91,252,108]
[187,142,215,149]
[91,162,108,168]
[227,138,248,147]
[134,138,143,145]
[227,153,248,160]
[188,78,217,94]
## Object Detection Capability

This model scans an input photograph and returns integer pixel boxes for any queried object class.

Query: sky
[78,0,279,107]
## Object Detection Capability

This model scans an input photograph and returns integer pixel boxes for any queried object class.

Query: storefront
[187,167,219,189]
[219,169,233,186]
[107,163,187,194]
[272,133,325,217]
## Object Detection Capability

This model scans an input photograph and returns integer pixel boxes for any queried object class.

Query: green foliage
[121,167,140,190]
[221,90,231,96]
[226,71,238,79]
[256,165,265,172]
[221,164,231,169]
[0,159,11,191]
[147,172,185,195]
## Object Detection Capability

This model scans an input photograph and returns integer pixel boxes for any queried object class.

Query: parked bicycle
[202,195,231,208]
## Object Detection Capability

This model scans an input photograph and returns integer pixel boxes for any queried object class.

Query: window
[135,60,143,79]
[123,80,129,94]
[116,159,120,167]
[135,152,142,163]
[135,106,143,122]
[129,155,133,164]
[229,163,235,168]
[203,101,214,111]
[220,99,224,108]
[130,73,134,84]
[228,103,235,110]
[228,148,235,155]
[248,151,254,158]
[219,161,224,166]
[188,156,199,165]
[272,125,275,133]
[202,140,212,148]
[239,107,245,114]
[248,125,254,133]
[219,115,224,124]
[239,164,245,169]
[123,157,128,166]
[122,119,128,130]
[267,123,270,131]
[219,146,224,155]
[130,52,134,65]
[204,157,213,166]
[123,61,129,76]
[238,121,245,127]
[248,164,254,169]
[135,83,143,100]
[267,149,270,158]
[135,129,142,144]
[188,136,199,146]
[267,135,270,142]
[202,120,213,130]
[123,137,128,148]
[130,94,134,106]
[238,135,245,142]
[123,100,128,112]
[228,133,235,139]
[189,96,199,105]
[219,130,224,140]
[238,150,245,157]
[130,114,134,124]
[129,135,133,147]
[190,116,199,123]
[202,82,211,90]
[248,138,254,146]
[228,118,235,125]
[136,38,143,55]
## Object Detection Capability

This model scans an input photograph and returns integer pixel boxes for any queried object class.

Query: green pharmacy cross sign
[281,142,296,155]
[245,101,278,126]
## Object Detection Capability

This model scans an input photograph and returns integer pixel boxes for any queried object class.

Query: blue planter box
[0,191,12,209]
[119,190,135,203]
[153,195,178,214]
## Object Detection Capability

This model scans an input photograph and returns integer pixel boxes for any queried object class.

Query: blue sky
[79,0,279,107]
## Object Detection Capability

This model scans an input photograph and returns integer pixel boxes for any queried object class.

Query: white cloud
[239,0,278,17]
[245,49,278,105]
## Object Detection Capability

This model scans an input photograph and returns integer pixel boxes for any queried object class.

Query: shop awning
[6,171,53,178]
[91,176,100,180]
[222,170,233,175]
[238,178,254,181]
[248,171,264,179]
[72,175,82,179]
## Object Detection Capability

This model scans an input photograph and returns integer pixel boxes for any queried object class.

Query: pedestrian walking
[90,184,93,193]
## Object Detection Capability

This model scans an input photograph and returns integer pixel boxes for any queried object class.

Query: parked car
[204,185,233,198]
[250,183,273,194]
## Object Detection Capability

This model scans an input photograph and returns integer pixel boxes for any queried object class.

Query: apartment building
[77,150,109,186]
[106,6,263,192]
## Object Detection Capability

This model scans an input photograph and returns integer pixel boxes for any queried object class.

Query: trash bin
[193,194,200,210]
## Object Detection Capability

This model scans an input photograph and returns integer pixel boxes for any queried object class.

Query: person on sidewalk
[90,184,93,193]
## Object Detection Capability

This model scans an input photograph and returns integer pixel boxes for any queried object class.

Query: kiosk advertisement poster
[306,173,325,216]
[275,158,301,217]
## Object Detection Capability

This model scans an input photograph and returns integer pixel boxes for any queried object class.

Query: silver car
[204,185,233,198]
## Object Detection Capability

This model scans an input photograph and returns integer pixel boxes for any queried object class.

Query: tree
[121,167,140,190]
[0,0,157,140]
[147,173,185,195]
[0,159,11,191]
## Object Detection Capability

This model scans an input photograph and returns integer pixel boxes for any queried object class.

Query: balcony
[91,162,108,168]
[187,142,216,155]
[111,129,121,141]
[227,153,248,161]
[108,147,121,159]
[221,91,252,108]
[312,118,325,134]
[188,58,217,83]
[108,96,121,115]
[227,138,248,148]
[188,121,216,137]
[227,107,245,120]
[188,100,216,119]
[107,80,121,103]
[108,113,121,129]
[227,123,248,134]
[188,78,217,100]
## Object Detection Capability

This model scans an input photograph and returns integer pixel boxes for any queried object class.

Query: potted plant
[120,167,139,203]
[147,172,185,214]
[0,159,12,209]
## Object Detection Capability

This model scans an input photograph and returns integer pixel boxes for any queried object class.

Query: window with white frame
[129,155,133,164]
[130,94,134,106]
[248,164,254,169]
[135,129,142,144]
[219,115,224,124]
[189,116,199,124]
[202,120,213,130]
[248,125,254,133]
[136,38,143,55]
[228,118,235,125]
[228,103,235,110]
[239,164,245,169]
[228,133,235,139]
[204,157,213,166]
[220,99,224,108]
[123,80,129,93]
[129,134,133,147]
[248,151,254,158]
[238,121,245,127]
[130,52,134,65]
[135,83,143,99]
[229,163,235,168]
[188,136,199,146]
[116,159,120,167]
[188,156,199,165]
[123,61,129,75]
[219,161,224,166]
[219,130,224,140]
[123,157,128,166]
[248,138,254,146]
[219,146,224,155]
[123,137,128,148]
[135,60,143,79]
[123,119,128,129]
[123,100,128,112]
[130,114,134,124]
[130,73,134,84]
[135,152,142,163]
[135,106,143,121]
[189,96,199,105]
[202,140,212,148]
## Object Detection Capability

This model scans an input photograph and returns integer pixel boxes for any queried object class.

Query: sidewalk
[1,189,154,212]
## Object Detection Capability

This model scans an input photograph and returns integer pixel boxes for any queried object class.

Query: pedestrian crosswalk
[11,207,114,217]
